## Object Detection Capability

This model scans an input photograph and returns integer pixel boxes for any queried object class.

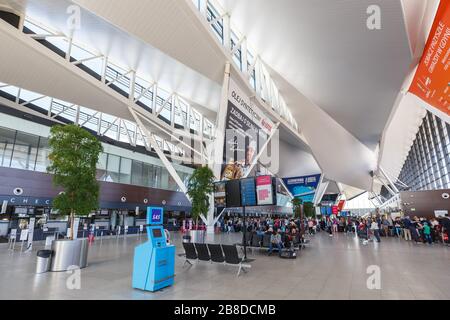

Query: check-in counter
[46,220,68,233]
[0,221,9,237]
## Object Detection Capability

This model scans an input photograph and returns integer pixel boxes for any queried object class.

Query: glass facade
[398,111,450,191]
[0,126,191,192]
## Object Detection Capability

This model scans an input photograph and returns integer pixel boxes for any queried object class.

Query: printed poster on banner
[409,0,450,115]
[221,79,275,181]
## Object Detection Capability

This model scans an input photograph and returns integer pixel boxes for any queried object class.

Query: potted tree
[291,197,305,235]
[186,166,215,243]
[47,124,103,271]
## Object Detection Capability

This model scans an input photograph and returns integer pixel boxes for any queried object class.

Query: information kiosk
[132,207,175,292]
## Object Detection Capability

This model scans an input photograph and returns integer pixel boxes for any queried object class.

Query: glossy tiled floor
[0,231,449,300]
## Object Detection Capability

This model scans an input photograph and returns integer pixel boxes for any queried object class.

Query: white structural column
[313,174,325,206]
[128,106,188,195]
[205,62,231,234]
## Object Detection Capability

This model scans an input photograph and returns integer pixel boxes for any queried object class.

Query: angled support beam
[20,95,46,106]
[133,107,207,162]
[208,12,227,27]
[230,36,245,56]
[121,119,135,146]
[128,106,188,195]
[73,54,104,66]
[79,111,99,127]
[379,166,400,193]
[155,92,175,117]
[101,117,119,136]
[29,33,65,40]
[51,103,76,119]
[106,70,133,87]
[134,81,155,103]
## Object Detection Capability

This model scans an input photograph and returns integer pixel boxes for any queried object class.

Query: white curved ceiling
[216,0,413,150]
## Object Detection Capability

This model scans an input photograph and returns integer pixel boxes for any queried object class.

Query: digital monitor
[147,207,163,225]
[240,178,257,206]
[225,180,241,208]
[214,181,227,207]
[256,176,275,206]
[152,228,163,238]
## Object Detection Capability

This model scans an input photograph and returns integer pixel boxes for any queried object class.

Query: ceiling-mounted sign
[282,174,321,203]
[221,79,275,181]
[409,0,450,115]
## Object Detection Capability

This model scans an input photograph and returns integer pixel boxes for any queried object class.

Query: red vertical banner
[337,200,346,212]
[409,0,450,115]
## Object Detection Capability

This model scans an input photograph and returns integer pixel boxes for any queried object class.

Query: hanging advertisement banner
[282,174,321,203]
[221,79,275,180]
[409,0,450,115]
[337,200,346,212]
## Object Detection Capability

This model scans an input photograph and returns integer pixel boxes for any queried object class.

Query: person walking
[403,216,412,241]
[423,222,432,245]
[370,219,381,243]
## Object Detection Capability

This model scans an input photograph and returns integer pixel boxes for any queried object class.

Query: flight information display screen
[226,179,242,208]
[240,178,257,206]
[152,228,163,238]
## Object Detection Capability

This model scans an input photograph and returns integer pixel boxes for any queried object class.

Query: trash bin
[36,250,52,274]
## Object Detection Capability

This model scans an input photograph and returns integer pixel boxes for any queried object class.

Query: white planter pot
[189,230,205,243]
[50,239,89,272]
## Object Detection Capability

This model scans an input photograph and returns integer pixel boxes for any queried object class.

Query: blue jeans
[269,242,282,255]
[425,234,432,244]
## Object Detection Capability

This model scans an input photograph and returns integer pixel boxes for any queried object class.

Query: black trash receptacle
[36,250,53,274]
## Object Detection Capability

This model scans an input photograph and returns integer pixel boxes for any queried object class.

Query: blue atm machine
[132,207,175,292]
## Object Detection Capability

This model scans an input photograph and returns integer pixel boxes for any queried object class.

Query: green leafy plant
[47,124,103,240]
[303,202,315,218]
[291,197,303,218]
[186,166,215,229]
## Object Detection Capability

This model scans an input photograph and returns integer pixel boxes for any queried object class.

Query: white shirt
[370,222,379,230]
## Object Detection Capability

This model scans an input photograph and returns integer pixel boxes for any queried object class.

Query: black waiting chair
[182,242,198,267]
[207,244,225,263]
[262,234,271,248]
[194,243,211,262]
[251,234,262,247]
[222,244,254,276]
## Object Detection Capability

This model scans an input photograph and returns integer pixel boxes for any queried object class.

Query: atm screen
[152,229,163,238]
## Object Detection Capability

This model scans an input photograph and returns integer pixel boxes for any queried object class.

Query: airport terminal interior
[0,0,449,302]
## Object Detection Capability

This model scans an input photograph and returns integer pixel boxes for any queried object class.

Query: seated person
[268,230,283,256]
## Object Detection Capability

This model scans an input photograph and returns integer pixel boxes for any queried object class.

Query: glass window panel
[119,157,132,184]
[0,127,16,168]
[131,160,144,186]
[35,138,49,172]
[105,154,120,183]
[11,132,39,170]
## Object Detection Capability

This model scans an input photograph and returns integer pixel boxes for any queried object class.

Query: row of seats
[182,243,254,276]
[241,231,305,249]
